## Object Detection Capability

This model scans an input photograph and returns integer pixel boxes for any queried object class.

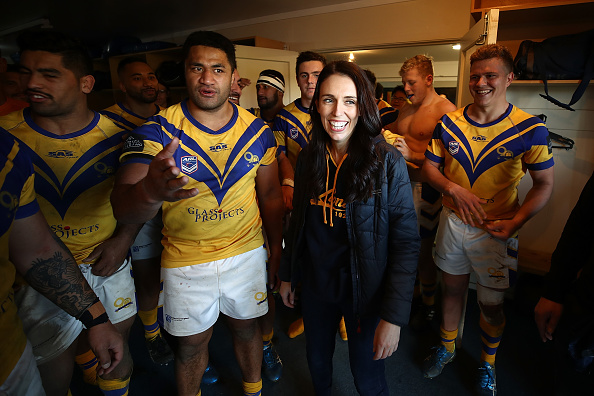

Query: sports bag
[513,29,594,111]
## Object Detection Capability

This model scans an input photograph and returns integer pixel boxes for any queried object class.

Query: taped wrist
[78,297,109,328]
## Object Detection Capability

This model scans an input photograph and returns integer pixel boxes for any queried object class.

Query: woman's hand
[280,281,295,308]
[373,319,401,360]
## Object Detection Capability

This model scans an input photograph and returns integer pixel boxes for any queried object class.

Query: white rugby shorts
[434,207,518,290]
[130,214,163,261]
[161,246,269,336]
[79,258,137,324]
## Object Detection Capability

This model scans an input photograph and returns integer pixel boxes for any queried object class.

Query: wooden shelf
[471,0,594,22]
[511,80,585,85]
[472,0,593,14]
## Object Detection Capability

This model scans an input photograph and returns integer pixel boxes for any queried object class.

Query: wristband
[281,178,294,188]
[78,297,109,328]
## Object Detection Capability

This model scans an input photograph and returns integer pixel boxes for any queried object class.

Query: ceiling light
[452,44,461,50]
[349,52,355,62]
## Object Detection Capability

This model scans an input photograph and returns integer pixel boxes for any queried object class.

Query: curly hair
[399,54,434,78]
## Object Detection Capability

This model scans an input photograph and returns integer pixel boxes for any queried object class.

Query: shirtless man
[394,55,456,329]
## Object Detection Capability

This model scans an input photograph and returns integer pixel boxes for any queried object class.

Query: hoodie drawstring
[322,148,348,228]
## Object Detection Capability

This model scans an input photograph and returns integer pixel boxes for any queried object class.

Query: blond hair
[399,55,434,78]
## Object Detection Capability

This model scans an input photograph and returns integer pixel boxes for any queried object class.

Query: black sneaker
[262,343,283,382]
[146,333,174,365]
[409,303,437,331]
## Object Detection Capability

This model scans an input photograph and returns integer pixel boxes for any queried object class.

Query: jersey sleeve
[272,113,287,156]
[119,118,167,165]
[258,125,278,166]
[15,171,39,220]
[425,121,446,164]
[523,123,554,171]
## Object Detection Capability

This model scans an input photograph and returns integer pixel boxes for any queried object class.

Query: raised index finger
[155,137,180,160]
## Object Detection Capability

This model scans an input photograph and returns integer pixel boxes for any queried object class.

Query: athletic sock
[338,317,348,341]
[75,349,98,385]
[263,329,273,347]
[288,317,304,338]
[440,326,458,353]
[97,374,131,396]
[243,379,262,396]
[138,308,160,340]
[480,314,505,365]
[420,280,437,307]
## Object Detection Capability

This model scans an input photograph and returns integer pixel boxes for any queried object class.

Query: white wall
[361,60,459,87]
[508,83,594,270]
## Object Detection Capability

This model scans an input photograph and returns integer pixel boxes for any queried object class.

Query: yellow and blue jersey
[0,109,127,265]
[426,104,554,220]
[248,107,275,128]
[0,128,39,384]
[100,102,161,131]
[272,99,311,170]
[120,100,277,268]
[377,99,398,130]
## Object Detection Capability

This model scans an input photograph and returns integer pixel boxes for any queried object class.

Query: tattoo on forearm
[24,251,97,318]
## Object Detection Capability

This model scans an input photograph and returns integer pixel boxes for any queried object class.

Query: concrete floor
[70,273,594,395]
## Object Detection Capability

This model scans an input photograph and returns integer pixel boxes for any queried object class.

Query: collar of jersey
[23,107,101,138]
[463,103,513,128]
[181,99,238,135]
[295,98,309,114]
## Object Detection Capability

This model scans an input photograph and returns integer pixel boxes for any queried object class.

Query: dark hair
[392,85,405,95]
[6,64,20,73]
[363,69,377,86]
[470,44,514,74]
[295,51,326,76]
[117,56,149,76]
[303,61,382,203]
[182,31,236,71]
[375,82,384,100]
[17,30,93,78]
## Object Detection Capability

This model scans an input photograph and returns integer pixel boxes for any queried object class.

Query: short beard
[259,91,278,110]
[128,90,157,104]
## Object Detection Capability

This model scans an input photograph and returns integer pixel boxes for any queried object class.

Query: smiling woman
[279,60,420,395]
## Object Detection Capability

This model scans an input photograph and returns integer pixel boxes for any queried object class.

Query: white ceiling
[0,0,459,67]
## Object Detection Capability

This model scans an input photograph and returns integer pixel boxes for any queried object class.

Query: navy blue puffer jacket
[279,136,420,326]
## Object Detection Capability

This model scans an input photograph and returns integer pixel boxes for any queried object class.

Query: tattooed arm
[9,210,124,376]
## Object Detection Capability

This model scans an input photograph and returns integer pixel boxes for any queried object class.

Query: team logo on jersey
[0,191,19,213]
[448,141,460,155]
[94,162,115,176]
[546,134,553,154]
[181,156,198,174]
[472,135,488,142]
[47,149,77,159]
[122,133,144,153]
[210,143,229,152]
[290,127,299,139]
[496,146,514,160]
[244,151,260,167]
